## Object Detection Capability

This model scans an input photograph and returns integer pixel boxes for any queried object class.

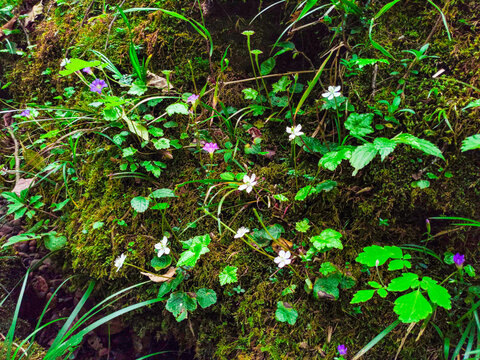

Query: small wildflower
[322,85,342,100]
[274,250,292,268]
[337,344,347,356]
[187,94,199,104]
[114,253,127,272]
[90,79,108,95]
[155,236,171,258]
[202,142,219,154]
[60,58,70,67]
[20,109,30,117]
[453,253,465,267]
[286,124,304,141]
[82,67,93,75]
[234,227,250,239]
[238,174,257,193]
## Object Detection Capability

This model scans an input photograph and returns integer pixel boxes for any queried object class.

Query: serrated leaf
[152,138,170,150]
[295,219,310,233]
[394,290,432,323]
[166,103,189,116]
[319,262,337,275]
[219,265,238,286]
[313,276,340,300]
[151,188,176,198]
[130,196,149,213]
[350,143,378,175]
[275,301,298,325]
[166,291,197,322]
[387,273,419,292]
[281,284,297,296]
[148,127,164,137]
[345,113,374,137]
[128,82,148,96]
[196,288,217,308]
[350,289,375,304]
[374,137,397,161]
[242,88,258,100]
[461,134,480,152]
[393,133,444,159]
[421,277,451,310]
[310,229,343,251]
[272,76,292,93]
[319,147,353,171]
[177,234,211,267]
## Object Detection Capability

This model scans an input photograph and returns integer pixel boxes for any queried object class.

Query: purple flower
[338,344,347,356]
[20,109,30,117]
[202,142,219,154]
[187,94,199,104]
[90,79,108,94]
[453,253,465,267]
[82,67,93,75]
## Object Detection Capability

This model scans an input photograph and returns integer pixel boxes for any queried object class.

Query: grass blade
[352,319,400,360]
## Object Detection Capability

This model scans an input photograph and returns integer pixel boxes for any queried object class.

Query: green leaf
[356,245,403,267]
[44,234,67,251]
[464,264,476,277]
[166,103,189,116]
[351,289,375,304]
[296,136,329,154]
[387,273,419,292]
[152,138,170,150]
[373,137,397,161]
[393,133,444,159]
[295,219,310,233]
[219,266,238,286]
[411,180,430,189]
[281,284,297,296]
[316,180,338,192]
[273,194,289,202]
[462,99,480,111]
[421,277,451,310]
[196,288,217,309]
[128,82,148,96]
[92,221,104,230]
[242,88,258,100]
[151,255,172,270]
[350,143,378,175]
[130,196,149,213]
[295,185,316,201]
[148,127,164,137]
[59,59,101,76]
[275,301,298,325]
[388,259,410,271]
[151,188,176,198]
[177,234,211,267]
[2,233,40,248]
[461,134,480,152]
[313,276,340,300]
[345,113,374,137]
[393,290,432,323]
[368,281,382,289]
[310,229,343,251]
[260,57,276,75]
[272,76,292,93]
[165,291,197,322]
[319,262,337,275]
[319,147,353,171]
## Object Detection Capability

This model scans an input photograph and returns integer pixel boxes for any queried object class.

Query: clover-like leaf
[275,301,298,325]
[420,277,451,310]
[387,273,419,292]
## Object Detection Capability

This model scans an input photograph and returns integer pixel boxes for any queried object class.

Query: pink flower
[82,67,93,75]
[90,79,107,94]
[187,94,199,104]
[202,142,219,154]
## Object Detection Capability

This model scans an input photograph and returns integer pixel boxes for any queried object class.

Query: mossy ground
[1,0,479,358]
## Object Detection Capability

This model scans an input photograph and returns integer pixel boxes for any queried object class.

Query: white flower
[234,227,250,238]
[322,85,342,100]
[274,250,292,268]
[238,174,257,193]
[155,236,171,257]
[60,58,70,68]
[286,124,304,141]
[114,253,127,272]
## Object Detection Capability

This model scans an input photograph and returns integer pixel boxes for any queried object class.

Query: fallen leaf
[13,178,35,195]
[24,2,43,29]
[146,71,174,92]
[141,266,176,283]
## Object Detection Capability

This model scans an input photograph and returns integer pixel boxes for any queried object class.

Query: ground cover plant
[0,0,479,358]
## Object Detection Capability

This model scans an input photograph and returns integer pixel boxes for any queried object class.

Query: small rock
[0,225,14,235]
[32,275,48,298]
[13,242,29,252]
[28,240,37,247]
[10,219,22,226]
[28,246,36,252]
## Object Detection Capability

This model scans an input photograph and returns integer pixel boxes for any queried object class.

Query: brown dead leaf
[146,71,174,92]
[272,237,293,253]
[13,178,35,195]
[24,2,43,29]
[141,266,176,283]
